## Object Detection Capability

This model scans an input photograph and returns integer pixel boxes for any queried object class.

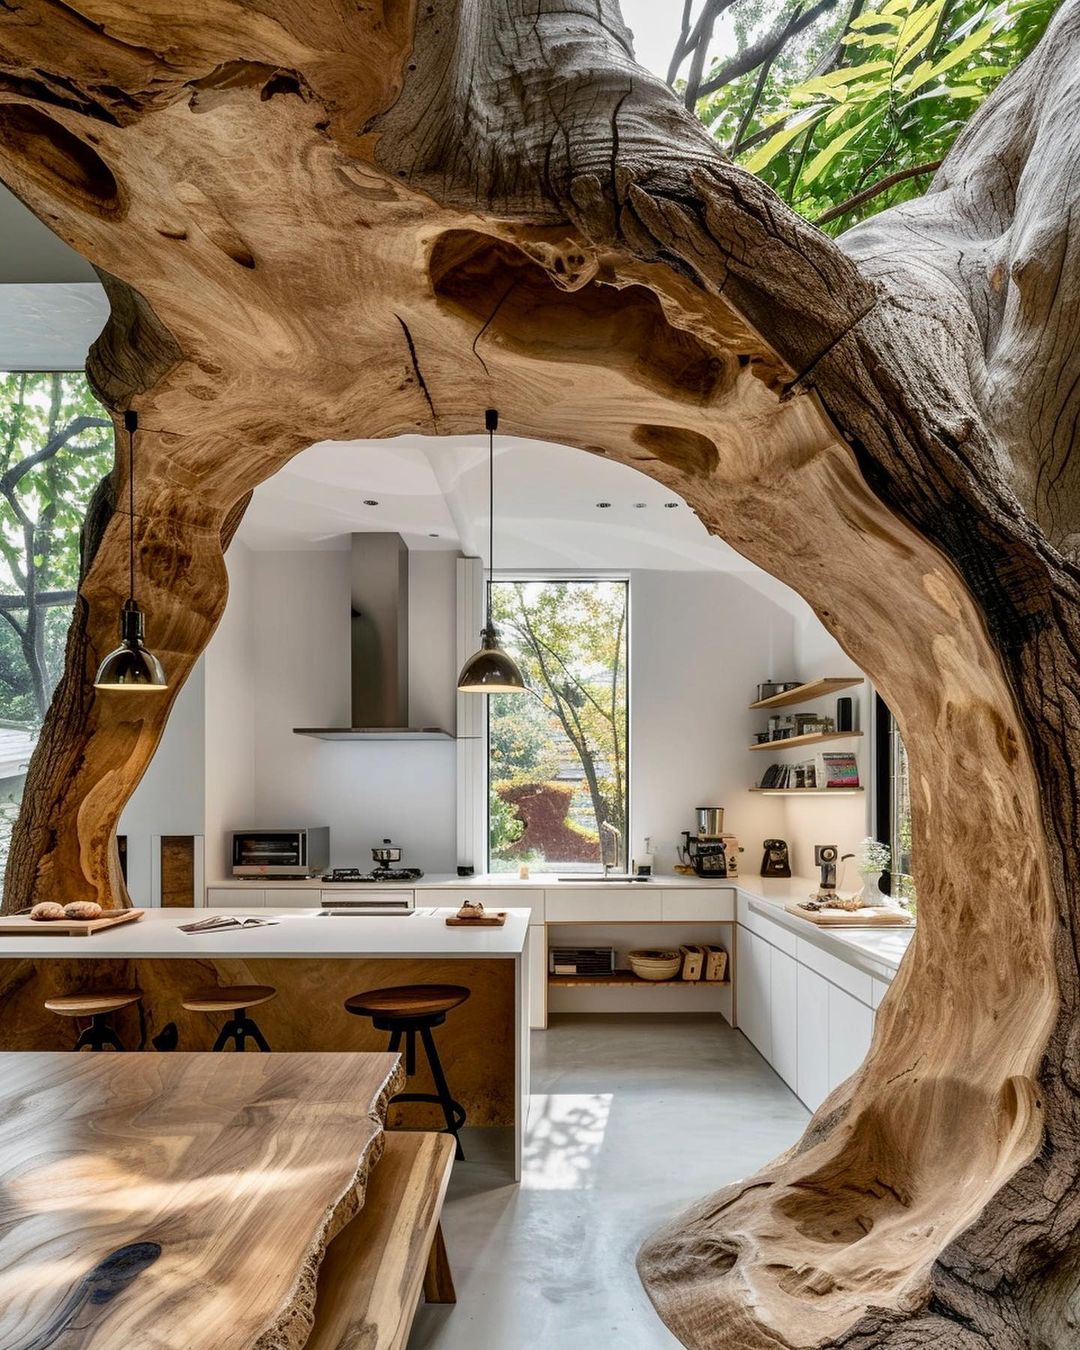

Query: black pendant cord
[485,408,498,631]
[124,409,138,606]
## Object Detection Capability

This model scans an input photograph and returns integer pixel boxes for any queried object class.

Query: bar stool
[181,985,276,1051]
[344,985,469,1159]
[44,989,143,1051]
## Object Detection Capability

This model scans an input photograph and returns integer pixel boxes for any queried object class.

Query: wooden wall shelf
[749,787,864,796]
[548,971,731,989]
[749,730,864,753]
[749,677,864,710]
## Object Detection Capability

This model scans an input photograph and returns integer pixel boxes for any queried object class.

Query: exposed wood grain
[0,0,1076,1342]
[306,1131,456,1350]
[160,835,195,907]
[0,1051,404,1350]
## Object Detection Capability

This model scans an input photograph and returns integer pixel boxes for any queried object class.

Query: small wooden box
[702,945,728,982]
[679,944,704,981]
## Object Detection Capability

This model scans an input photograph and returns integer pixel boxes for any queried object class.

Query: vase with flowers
[856,837,891,907]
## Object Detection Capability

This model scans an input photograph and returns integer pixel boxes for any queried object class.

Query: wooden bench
[306,1130,457,1349]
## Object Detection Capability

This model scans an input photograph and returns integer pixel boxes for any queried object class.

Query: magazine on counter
[179,915,280,933]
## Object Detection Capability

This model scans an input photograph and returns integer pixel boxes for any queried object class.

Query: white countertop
[209,871,735,890]
[0,907,531,960]
[735,874,914,980]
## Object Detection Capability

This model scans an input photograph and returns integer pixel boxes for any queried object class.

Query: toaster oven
[230,828,330,878]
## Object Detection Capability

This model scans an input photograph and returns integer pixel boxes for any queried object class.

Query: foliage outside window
[671,0,1058,233]
[487,579,628,874]
[0,372,112,879]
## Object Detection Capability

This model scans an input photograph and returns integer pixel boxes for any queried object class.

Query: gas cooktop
[322,867,424,883]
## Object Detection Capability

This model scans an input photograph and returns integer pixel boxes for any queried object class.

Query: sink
[555,874,654,883]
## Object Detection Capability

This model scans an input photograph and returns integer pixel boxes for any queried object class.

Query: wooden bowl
[628,949,681,981]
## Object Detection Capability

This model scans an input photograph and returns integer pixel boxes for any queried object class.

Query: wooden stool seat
[44,990,142,1018]
[43,989,142,1050]
[344,984,469,1020]
[182,985,276,1014]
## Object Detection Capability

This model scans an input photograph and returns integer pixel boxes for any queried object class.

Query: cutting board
[0,908,145,937]
[445,911,507,927]
[785,903,912,927]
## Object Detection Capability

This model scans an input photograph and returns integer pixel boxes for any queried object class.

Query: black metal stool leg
[212,1010,271,1051]
[420,1023,466,1160]
[75,1014,124,1051]
[212,1019,236,1052]
[247,1017,271,1052]
[386,1027,403,1057]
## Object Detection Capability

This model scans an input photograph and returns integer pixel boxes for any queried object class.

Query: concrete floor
[409,1014,809,1350]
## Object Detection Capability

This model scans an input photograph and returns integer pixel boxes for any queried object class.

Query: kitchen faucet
[601,822,622,878]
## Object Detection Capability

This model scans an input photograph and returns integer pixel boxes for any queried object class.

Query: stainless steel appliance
[230,827,329,878]
[695,806,725,838]
[320,891,417,916]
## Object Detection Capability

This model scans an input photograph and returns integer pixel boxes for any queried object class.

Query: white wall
[125,547,868,888]
[203,539,257,878]
[118,658,205,905]
[630,570,794,875]
[247,547,458,872]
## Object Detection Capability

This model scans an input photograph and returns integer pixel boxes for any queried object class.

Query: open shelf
[749,677,863,710]
[749,730,863,753]
[749,787,864,796]
[548,971,731,989]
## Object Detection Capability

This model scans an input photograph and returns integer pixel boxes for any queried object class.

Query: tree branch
[0,415,110,498]
[699,0,840,99]
[815,158,943,224]
[0,591,78,611]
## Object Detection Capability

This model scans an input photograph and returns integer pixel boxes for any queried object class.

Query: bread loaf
[64,901,103,920]
[29,902,66,921]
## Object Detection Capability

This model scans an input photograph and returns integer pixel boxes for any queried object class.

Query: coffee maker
[680,807,741,878]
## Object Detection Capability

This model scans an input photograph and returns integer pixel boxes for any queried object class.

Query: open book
[179,914,280,933]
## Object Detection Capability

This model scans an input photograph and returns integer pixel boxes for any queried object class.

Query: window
[874,693,914,900]
[487,578,629,874]
[0,372,112,884]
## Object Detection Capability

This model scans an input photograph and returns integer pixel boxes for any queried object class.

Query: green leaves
[695,0,1058,232]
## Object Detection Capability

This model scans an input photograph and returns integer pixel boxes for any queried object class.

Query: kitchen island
[0,907,531,1178]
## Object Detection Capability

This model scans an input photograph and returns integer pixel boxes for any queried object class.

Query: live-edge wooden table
[0,1051,404,1349]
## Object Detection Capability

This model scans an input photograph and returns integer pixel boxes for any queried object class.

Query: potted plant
[855,837,891,907]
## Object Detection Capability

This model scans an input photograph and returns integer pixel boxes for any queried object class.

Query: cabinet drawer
[660,889,734,922]
[267,887,321,907]
[206,887,264,908]
[430,887,544,922]
[544,888,661,923]
[319,889,414,909]
[796,937,873,1004]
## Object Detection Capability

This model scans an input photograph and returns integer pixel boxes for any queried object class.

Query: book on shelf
[815,751,860,788]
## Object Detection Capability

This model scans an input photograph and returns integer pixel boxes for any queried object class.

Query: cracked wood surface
[0,0,1078,1345]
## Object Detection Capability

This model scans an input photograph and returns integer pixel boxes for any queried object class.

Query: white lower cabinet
[738,926,772,1062]
[739,907,881,1109]
[796,964,830,1111]
[828,983,874,1086]
[769,946,798,1091]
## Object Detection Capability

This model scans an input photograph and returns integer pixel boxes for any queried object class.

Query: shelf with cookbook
[748,677,864,795]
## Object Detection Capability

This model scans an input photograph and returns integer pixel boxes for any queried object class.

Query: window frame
[873,691,912,896]
[485,571,631,875]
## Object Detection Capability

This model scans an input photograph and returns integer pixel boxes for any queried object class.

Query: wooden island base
[0,955,516,1128]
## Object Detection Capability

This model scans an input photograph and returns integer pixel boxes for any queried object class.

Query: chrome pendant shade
[457,409,526,695]
[94,410,168,692]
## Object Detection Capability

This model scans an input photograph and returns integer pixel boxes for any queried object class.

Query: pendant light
[457,409,527,694]
[94,409,168,691]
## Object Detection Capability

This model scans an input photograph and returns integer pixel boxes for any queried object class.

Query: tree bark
[0,0,1078,1343]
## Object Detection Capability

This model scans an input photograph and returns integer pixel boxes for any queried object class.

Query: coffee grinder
[681,806,733,878]
[814,844,840,898]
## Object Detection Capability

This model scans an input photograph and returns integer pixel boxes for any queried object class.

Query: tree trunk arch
[1,0,1077,1344]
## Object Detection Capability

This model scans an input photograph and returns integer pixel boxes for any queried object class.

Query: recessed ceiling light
[429,532,440,538]
[364,499,379,506]
[633,502,647,509]
[596,501,612,509]
[664,502,679,509]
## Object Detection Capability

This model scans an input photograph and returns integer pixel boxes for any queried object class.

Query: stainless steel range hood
[294,533,454,741]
